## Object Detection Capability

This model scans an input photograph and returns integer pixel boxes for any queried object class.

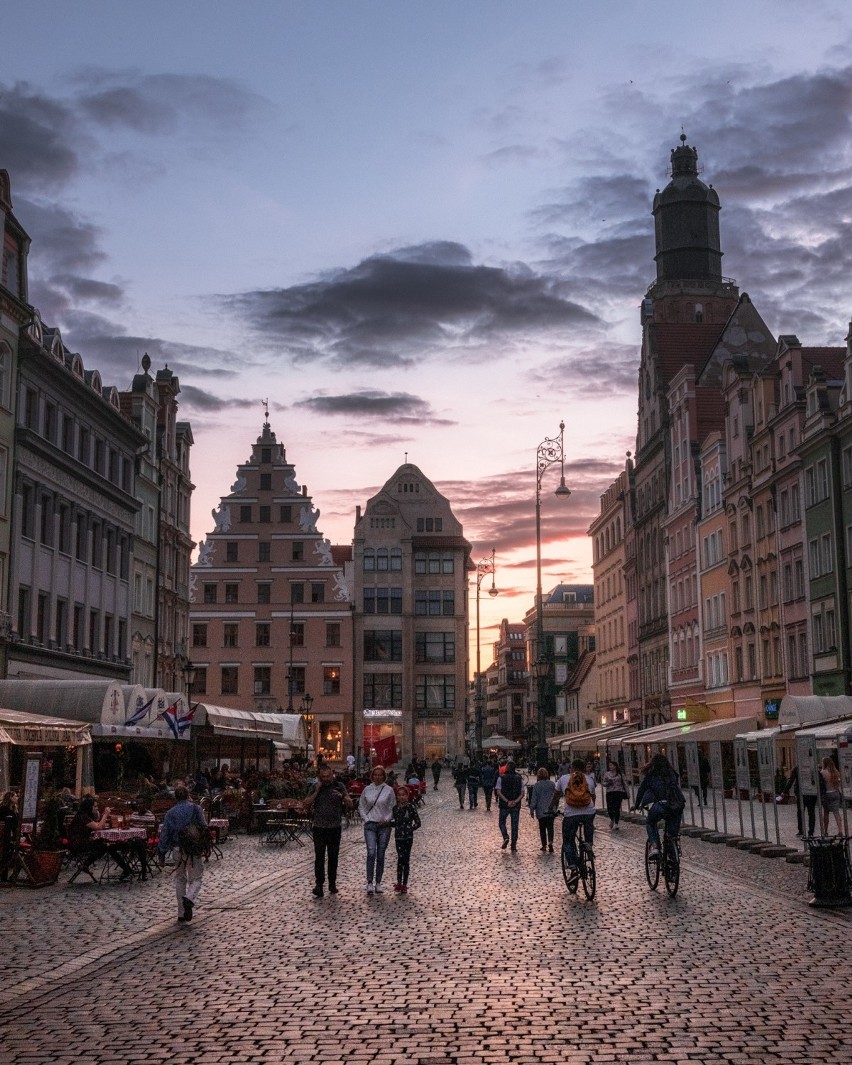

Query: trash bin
[805,836,852,908]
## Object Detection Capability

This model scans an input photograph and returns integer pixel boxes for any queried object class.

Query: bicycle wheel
[561,845,578,893]
[644,838,660,890]
[663,837,680,897]
[580,846,597,900]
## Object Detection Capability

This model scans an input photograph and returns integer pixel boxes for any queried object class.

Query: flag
[373,735,398,768]
[125,694,155,727]
[176,704,196,735]
[160,701,180,738]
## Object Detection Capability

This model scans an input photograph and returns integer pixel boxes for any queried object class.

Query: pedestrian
[556,759,597,885]
[467,761,481,809]
[302,765,353,898]
[602,760,629,829]
[780,765,817,838]
[529,767,557,852]
[392,786,421,892]
[158,784,209,923]
[358,765,396,894]
[697,750,711,805]
[0,791,19,882]
[346,751,356,774]
[495,760,524,851]
[431,758,443,790]
[820,757,844,836]
[480,759,498,812]
[453,763,468,810]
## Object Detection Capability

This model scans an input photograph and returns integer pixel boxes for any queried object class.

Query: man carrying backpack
[554,758,597,884]
[158,784,209,924]
[634,753,685,857]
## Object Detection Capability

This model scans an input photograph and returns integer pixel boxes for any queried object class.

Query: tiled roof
[801,347,846,380]
[650,323,724,387]
[330,545,352,565]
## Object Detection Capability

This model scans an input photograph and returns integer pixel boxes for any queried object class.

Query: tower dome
[652,135,723,284]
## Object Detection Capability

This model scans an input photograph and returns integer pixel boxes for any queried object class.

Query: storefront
[415,712,453,764]
[0,707,93,795]
[192,705,309,772]
[362,708,403,767]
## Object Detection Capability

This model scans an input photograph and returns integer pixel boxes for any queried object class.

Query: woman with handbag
[358,765,397,894]
[603,760,629,830]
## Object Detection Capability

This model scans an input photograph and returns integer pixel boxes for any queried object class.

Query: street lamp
[534,420,571,769]
[301,692,314,761]
[286,602,296,713]
[474,548,499,756]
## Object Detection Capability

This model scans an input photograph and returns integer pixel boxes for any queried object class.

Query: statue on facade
[212,503,231,532]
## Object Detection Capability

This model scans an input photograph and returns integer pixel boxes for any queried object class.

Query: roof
[779,695,852,727]
[650,323,723,389]
[564,650,596,692]
[801,347,845,381]
[331,545,353,565]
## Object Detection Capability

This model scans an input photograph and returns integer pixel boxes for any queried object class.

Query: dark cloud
[301,390,454,425]
[224,242,599,369]
[177,385,258,414]
[0,82,86,191]
[530,343,639,398]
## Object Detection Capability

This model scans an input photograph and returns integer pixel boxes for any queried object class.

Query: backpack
[178,813,210,858]
[664,775,686,812]
[564,771,592,809]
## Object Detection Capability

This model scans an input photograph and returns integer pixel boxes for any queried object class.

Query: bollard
[805,836,852,908]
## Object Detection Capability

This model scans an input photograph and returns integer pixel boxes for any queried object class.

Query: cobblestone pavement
[1,785,850,1065]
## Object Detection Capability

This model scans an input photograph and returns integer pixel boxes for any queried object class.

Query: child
[392,786,421,893]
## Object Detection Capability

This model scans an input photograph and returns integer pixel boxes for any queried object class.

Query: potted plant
[25,790,66,886]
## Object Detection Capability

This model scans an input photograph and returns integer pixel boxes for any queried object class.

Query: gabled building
[189,421,353,763]
[490,619,527,741]
[589,469,629,725]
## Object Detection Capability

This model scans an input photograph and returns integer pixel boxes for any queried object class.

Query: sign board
[796,734,819,797]
[756,734,776,794]
[684,742,700,789]
[734,737,751,793]
[362,708,402,719]
[708,741,724,791]
[764,699,780,721]
[839,743,852,795]
[21,752,42,823]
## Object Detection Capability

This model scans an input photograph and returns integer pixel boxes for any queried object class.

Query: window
[287,666,306,696]
[203,583,217,604]
[363,587,402,614]
[40,494,53,546]
[223,623,239,648]
[192,623,208,648]
[363,673,402,708]
[326,623,341,647]
[290,622,305,646]
[416,517,443,532]
[414,590,455,616]
[416,674,455,709]
[259,473,272,491]
[258,541,271,562]
[55,598,67,647]
[256,623,270,647]
[190,667,207,696]
[225,583,239,604]
[221,666,239,695]
[259,505,271,523]
[415,551,454,574]
[226,542,238,563]
[415,632,455,663]
[257,583,271,604]
[311,582,325,603]
[364,630,402,661]
[253,666,271,695]
[323,666,341,695]
[261,448,272,464]
[292,541,303,561]
[280,505,291,522]
[291,583,304,604]
[240,505,252,523]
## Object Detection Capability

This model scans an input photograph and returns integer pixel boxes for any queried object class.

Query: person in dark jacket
[453,764,468,810]
[302,765,353,898]
[158,785,208,922]
[431,759,443,790]
[391,786,422,892]
[494,761,524,851]
[634,754,684,855]
[466,761,481,809]
[480,760,498,812]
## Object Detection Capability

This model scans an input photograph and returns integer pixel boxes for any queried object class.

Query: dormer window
[694,303,703,323]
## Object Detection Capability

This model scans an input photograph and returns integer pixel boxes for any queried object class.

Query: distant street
[1,783,849,1065]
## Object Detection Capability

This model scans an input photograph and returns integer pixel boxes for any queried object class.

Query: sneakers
[182,897,194,922]
[366,882,375,894]
[328,884,338,894]
[393,882,403,892]
[566,867,579,894]
[648,844,660,858]
[399,884,408,893]
[548,844,554,853]
[501,838,509,850]
[312,886,324,899]
[374,882,385,893]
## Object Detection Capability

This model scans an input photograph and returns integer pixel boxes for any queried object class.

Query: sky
[3,1,852,655]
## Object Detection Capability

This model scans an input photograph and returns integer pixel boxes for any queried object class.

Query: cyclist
[554,758,596,883]
[634,753,685,856]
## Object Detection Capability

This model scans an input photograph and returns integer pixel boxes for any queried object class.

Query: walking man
[158,784,208,923]
[467,761,481,809]
[302,764,353,897]
[431,758,443,790]
[480,759,498,812]
[495,761,524,851]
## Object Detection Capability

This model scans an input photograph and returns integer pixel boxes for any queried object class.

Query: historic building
[189,420,353,763]
[589,470,629,725]
[352,463,470,765]
[489,619,527,741]
[696,431,732,717]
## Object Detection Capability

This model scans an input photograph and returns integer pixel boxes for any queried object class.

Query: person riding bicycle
[634,753,685,857]
[554,758,596,882]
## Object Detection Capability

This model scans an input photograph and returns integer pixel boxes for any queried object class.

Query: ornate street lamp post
[534,421,571,768]
[474,548,499,755]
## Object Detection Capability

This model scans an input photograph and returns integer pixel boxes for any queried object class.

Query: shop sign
[363,708,402,719]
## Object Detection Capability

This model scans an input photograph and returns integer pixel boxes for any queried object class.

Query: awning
[793,720,852,746]
[193,704,308,745]
[552,722,637,754]
[779,695,852,727]
[0,706,91,747]
[0,679,125,725]
[90,722,186,742]
[621,716,758,749]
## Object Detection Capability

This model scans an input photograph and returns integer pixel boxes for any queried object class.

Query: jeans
[562,813,595,867]
[364,822,392,884]
[645,802,682,848]
[498,804,520,845]
[313,825,342,889]
[456,786,466,808]
[482,785,494,811]
[467,781,480,808]
[173,853,203,916]
[606,791,625,825]
[537,814,555,848]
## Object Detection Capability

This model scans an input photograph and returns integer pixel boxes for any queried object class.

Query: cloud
[178,385,258,414]
[301,390,454,425]
[224,241,600,369]
[0,82,86,191]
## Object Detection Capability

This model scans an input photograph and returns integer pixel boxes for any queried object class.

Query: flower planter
[23,850,64,886]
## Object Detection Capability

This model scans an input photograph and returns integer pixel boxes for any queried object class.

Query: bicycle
[561,820,596,900]
[640,808,681,897]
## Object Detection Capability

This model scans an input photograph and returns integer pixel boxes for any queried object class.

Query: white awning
[0,679,125,725]
[0,706,91,747]
[552,722,637,753]
[193,704,308,744]
[779,695,852,727]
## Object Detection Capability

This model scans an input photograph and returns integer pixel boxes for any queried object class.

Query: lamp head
[554,478,571,499]
[488,586,499,598]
